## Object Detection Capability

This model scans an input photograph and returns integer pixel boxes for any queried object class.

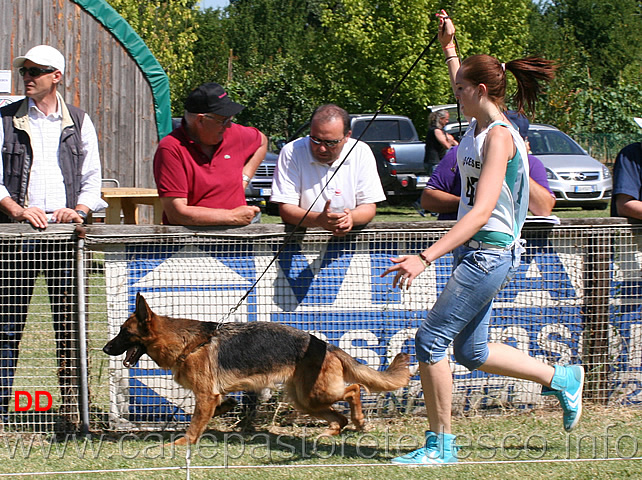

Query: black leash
[223,32,441,320]
[452,35,464,139]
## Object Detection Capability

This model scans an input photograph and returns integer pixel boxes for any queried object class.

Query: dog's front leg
[173,393,221,446]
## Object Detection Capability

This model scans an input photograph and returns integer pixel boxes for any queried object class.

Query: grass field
[0,405,640,479]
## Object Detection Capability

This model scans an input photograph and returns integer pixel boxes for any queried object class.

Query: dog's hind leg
[342,384,365,431]
[173,393,222,446]
[213,397,238,417]
[313,408,349,436]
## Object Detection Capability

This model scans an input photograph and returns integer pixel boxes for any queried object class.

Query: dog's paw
[395,352,411,366]
[170,436,189,447]
[352,419,366,431]
[320,427,342,437]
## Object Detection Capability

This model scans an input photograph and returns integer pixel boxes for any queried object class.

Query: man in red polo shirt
[153,82,268,225]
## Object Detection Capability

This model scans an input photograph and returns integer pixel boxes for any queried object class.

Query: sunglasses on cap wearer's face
[201,114,234,127]
[19,66,56,77]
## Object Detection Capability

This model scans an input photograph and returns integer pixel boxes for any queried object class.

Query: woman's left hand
[437,9,455,48]
[381,255,426,289]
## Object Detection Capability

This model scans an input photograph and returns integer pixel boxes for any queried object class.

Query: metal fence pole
[75,226,91,434]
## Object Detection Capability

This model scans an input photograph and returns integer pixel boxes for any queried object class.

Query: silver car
[528,124,612,210]
[440,114,612,210]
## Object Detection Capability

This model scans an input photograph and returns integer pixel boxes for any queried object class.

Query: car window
[351,120,414,142]
[399,121,415,140]
[528,130,585,155]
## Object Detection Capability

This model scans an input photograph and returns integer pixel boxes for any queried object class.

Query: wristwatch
[75,210,88,224]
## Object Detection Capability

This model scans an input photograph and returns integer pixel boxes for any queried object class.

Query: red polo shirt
[153,122,262,224]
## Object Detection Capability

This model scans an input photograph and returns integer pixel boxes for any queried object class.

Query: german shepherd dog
[103,293,410,445]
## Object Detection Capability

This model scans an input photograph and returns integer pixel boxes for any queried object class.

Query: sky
[199,0,229,9]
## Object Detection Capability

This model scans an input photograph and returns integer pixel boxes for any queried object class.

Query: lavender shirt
[425,145,553,220]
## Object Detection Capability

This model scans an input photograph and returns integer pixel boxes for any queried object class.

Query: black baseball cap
[506,110,530,139]
[184,82,245,116]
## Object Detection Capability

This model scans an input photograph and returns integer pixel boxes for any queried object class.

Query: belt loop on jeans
[464,239,511,251]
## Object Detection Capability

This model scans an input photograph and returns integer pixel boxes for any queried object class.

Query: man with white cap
[611,118,642,218]
[0,44,105,226]
[0,45,106,432]
[154,82,268,225]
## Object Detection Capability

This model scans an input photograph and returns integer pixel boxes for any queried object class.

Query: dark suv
[244,152,278,211]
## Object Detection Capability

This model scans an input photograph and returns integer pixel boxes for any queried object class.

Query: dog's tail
[333,348,411,392]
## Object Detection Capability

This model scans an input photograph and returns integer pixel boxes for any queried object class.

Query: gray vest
[1,98,85,223]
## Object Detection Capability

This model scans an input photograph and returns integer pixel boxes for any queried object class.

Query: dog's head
[103,293,155,367]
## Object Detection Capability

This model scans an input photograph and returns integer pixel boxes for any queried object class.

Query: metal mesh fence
[1,220,641,436]
[0,225,81,434]
[574,132,642,168]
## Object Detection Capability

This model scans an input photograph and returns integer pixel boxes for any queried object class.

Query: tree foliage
[189,7,231,91]
[527,0,642,136]
[208,0,532,137]
[317,0,531,133]
[108,0,641,140]
[107,0,199,114]
[541,0,642,86]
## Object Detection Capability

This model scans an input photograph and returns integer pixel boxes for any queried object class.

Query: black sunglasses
[309,135,345,148]
[19,66,56,77]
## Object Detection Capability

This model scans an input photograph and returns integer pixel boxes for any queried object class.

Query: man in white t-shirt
[270,104,386,236]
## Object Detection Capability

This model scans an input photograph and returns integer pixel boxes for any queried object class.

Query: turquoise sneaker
[392,431,458,465]
[542,364,584,432]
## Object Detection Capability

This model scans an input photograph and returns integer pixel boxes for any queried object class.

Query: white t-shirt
[270,136,386,212]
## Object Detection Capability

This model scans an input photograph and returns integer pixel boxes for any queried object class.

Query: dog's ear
[135,293,152,323]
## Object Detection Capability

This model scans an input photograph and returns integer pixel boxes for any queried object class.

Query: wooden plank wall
[0,0,160,189]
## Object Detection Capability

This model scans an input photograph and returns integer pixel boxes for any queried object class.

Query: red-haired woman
[383,10,583,465]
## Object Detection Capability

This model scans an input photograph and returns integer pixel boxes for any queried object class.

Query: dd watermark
[14,391,53,413]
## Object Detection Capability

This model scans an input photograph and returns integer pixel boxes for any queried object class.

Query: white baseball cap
[13,45,65,75]
[635,117,642,129]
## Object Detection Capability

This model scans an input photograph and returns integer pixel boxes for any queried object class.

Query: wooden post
[582,228,611,404]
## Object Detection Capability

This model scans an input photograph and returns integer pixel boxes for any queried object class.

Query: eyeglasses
[309,135,345,148]
[202,114,233,127]
[19,66,56,77]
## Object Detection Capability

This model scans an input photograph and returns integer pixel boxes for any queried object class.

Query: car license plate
[574,185,595,193]
[259,188,272,196]
[417,176,429,184]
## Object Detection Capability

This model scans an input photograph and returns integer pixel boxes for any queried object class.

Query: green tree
[187,0,533,138]
[190,7,232,90]
[107,0,199,115]
[208,0,327,138]
[225,0,322,67]
[527,0,642,136]
[317,0,531,134]
[226,56,325,142]
[543,0,642,86]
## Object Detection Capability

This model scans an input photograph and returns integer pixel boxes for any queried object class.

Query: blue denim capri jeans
[415,243,522,371]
